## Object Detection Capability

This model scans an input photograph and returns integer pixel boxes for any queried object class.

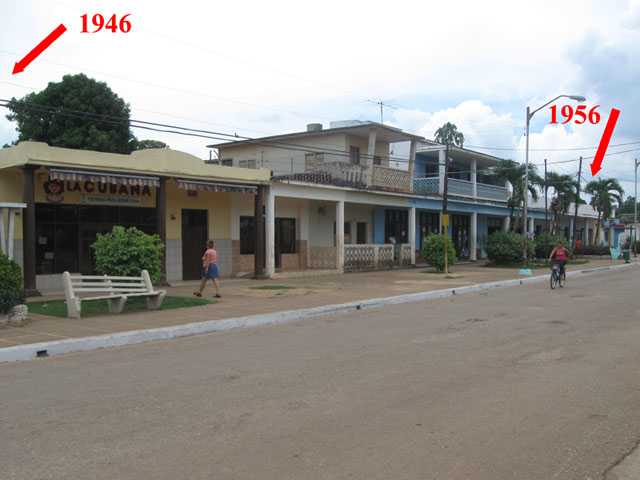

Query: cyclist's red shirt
[553,248,568,261]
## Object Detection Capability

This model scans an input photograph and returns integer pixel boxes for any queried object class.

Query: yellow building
[0,141,270,294]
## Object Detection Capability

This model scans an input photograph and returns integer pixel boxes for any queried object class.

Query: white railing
[476,182,509,201]
[344,243,412,272]
[371,166,412,192]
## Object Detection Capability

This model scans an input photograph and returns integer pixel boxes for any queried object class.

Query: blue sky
[2,0,639,194]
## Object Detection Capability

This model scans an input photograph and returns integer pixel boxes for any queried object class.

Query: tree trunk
[594,212,601,245]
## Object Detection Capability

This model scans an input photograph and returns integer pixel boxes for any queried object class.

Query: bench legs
[146,291,166,310]
[107,296,128,314]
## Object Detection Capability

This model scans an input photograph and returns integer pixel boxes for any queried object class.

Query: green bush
[92,226,164,282]
[534,233,569,259]
[486,231,534,264]
[421,234,456,272]
[0,253,24,314]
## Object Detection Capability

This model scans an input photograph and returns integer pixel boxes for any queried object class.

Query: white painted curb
[1,262,635,363]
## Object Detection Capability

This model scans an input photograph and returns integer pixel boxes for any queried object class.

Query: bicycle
[550,263,566,289]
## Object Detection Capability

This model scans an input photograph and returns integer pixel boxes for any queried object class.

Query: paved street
[2,266,640,479]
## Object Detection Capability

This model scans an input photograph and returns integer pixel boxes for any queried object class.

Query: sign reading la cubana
[36,174,156,207]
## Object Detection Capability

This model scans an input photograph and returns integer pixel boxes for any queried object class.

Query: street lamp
[523,94,586,261]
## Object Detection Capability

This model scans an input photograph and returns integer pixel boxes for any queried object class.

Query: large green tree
[544,172,580,235]
[6,73,136,153]
[492,159,543,232]
[132,139,168,150]
[584,178,624,245]
[434,122,464,147]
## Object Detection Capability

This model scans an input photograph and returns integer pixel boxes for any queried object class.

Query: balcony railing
[344,244,412,272]
[371,165,412,192]
[413,177,509,202]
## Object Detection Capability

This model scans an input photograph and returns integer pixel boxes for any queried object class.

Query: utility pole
[544,158,548,233]
[572,156,583,250]
[523,106,531,262]
[635,158,639,254]
[442,144,450,274]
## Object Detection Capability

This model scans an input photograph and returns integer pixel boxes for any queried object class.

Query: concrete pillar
[22,165,39,296]
[569,217,575,243]
[365,128,377,186]
[409,206,416,265]
[156,177,168,285]
[349,220,357,245]
[438,148,446,195]
[0,207,5,256]
[471,158,477,197]
[470,212,478,261]
[408,140,417,192]
[528,217,535,237]
[336,200,344,272]
[254,185,266,278]
[503,216,511,232]
[265,187,275,277]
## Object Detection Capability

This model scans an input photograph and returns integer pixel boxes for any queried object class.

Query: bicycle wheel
[550,271,557,289]
[559,271,566,288]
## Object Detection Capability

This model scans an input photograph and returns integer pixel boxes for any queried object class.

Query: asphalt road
[2,267,640,480]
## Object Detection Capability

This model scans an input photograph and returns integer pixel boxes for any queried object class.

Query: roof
[208,122,424,149]
[0,141,270,184]
[416,141,505,167]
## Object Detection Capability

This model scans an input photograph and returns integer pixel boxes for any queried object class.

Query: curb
[1,262,635,363]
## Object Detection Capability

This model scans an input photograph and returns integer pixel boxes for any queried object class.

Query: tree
[132,139,168,150]
[6,73,135,154]
[544,172,580,235]
[492,159,543,232]
[584,178,624,245]
[434,122,464,147]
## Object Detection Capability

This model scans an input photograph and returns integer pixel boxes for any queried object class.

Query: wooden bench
[62,270,166,319]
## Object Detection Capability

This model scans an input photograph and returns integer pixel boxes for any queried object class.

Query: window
[344,222,352,243]
[240,216,256,254]
[373,155,382,166]
[276,218,296,254]
[221,158,233,167]
[385,209,408,244]
[239,159,256,169]
[350,146,360,165]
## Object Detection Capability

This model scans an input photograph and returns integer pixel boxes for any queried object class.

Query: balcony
[371,165,412,192]
[413,177,509,202]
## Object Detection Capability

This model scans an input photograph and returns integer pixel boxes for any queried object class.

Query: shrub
[421,234,456,272]
[92,226,164,282]
[486,231,534,264]
[0,253,24,314]
[534,233,568,259]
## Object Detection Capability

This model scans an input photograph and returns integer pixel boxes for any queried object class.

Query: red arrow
[12,23,67,74]
[590,107,621,176]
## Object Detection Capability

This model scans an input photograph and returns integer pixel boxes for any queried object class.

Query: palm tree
[492,159,543,232]
[544,172,579,235]
[434,122,464,147]
[584,178,624,245]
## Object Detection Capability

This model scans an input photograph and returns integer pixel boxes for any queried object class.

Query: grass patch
[249,284,296,290]
[484,259,590,269]
[28,295,214,318]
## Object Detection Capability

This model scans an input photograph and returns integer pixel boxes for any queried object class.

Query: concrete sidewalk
[0,258,623,349]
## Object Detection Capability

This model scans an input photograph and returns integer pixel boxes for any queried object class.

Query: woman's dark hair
[208,240,215,248]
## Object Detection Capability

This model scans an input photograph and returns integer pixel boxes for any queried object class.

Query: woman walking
[194,240,221,298]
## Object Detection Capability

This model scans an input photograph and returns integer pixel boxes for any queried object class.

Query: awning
[49,168,160,187]
[176,179,257,194]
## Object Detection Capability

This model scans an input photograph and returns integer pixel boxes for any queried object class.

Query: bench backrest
[62,270,155,297]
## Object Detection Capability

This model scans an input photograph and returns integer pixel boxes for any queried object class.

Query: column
[365,128,377,186]
[569,217,574,243]
[349,220,357,245]
[409,206,416,265]
[156,177,167,285]
[22,165,39,296]
[336,200,344,272]
[408,140,417,192]
[470,212,478,261]
[471,158,477,197]
[265,187,275,277]
[7,208,15,260]
[0,207,5,256]
[503,216,511,232]
[528,217,535,237]
[438,148,446,195]
[254,185,266,278]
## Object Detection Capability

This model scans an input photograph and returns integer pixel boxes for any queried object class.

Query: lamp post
[523,94,586,261]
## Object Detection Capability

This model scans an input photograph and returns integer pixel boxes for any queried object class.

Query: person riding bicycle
[549,241,569,277]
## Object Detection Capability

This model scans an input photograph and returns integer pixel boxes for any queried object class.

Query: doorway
[182,209,208,280]
[451,214,470,259]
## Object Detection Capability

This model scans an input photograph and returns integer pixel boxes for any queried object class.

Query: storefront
[0,141,271,293]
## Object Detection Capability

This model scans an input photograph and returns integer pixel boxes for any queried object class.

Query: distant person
[549,241,569,278]
[194,240,221,298]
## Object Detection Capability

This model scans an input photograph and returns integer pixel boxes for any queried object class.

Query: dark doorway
[384,209,408,244]
[357,222,367,244]
[182,209,208,280]
[451,214,470,259]
[275,218,296,269]
[418,211,439,249]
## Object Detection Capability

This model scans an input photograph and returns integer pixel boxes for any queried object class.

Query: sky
[1,0,640,196]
